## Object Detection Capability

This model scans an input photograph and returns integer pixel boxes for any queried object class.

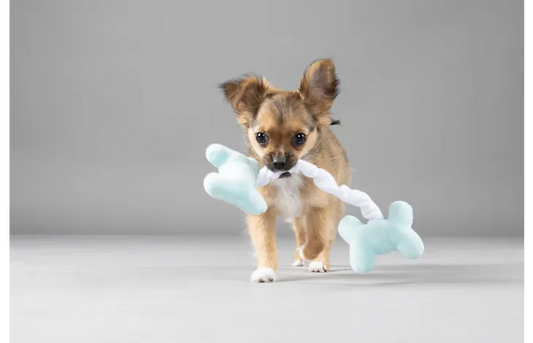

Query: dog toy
[338,201,424,273]
[204,143,424,273]
[203,144,267,215]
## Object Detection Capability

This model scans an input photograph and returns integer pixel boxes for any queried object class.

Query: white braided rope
[256,160,384,221]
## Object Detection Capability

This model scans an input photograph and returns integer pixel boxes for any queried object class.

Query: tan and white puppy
[220,59,351,282]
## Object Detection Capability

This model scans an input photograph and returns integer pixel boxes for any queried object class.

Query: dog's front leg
[299,206,330,266]
[247,209,277,283]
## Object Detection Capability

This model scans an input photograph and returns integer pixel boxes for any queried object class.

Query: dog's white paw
[308,261,328,273]
[292,258,305,267]
[250,268,276,283]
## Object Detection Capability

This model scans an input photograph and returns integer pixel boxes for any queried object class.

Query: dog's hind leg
[291,216,307,267]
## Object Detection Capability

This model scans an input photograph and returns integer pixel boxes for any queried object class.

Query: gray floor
[11,235,523,343]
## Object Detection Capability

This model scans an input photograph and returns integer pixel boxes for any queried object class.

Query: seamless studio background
[11,0,523,237]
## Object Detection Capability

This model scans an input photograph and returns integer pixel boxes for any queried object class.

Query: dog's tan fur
[221,59,351,281]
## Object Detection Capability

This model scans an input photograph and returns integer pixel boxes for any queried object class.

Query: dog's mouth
[279,172,291,179]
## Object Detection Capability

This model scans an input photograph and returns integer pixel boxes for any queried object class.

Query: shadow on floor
[277,262,524,286]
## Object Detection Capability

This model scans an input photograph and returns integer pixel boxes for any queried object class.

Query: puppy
[220,59,351,283]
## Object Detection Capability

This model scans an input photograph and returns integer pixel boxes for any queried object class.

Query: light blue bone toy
[204,143,424,274]
[204,144,267,215]
[338,201,424,274]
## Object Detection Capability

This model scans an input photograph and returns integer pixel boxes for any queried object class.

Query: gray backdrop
[11,0,523,236]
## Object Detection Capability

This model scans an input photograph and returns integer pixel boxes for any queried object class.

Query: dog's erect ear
[298,59,339,127]
[219,75,270,127]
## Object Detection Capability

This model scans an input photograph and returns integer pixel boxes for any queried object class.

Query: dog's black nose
[272,156,287,170]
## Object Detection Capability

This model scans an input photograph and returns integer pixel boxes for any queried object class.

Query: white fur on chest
[272,174,304,219]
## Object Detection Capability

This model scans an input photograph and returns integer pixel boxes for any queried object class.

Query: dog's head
[220,59,340,172]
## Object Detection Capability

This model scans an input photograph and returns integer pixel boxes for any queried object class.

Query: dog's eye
[256,132,269,145]
[292,133,306,146]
